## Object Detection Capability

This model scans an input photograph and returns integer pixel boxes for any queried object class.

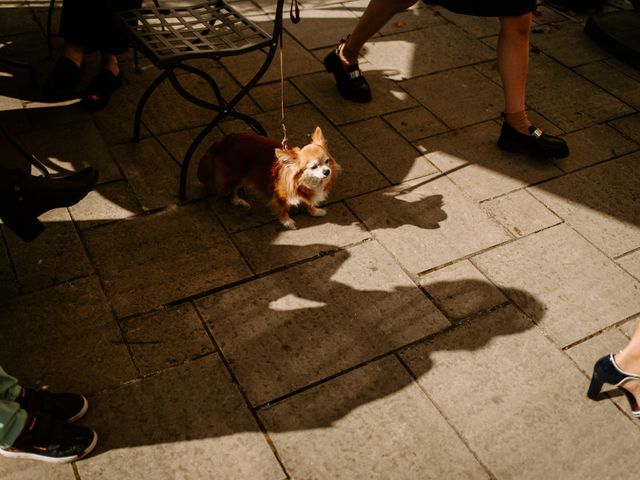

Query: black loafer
[323,41,372,103]
[498,121,570,159]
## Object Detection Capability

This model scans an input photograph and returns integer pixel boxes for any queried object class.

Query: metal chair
[115,0,287,201]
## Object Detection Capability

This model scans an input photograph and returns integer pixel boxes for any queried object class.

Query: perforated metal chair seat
[115,0,286,201]
[118,1,274,68]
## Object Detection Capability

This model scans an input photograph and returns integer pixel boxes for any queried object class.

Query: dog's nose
[322,168,330,177]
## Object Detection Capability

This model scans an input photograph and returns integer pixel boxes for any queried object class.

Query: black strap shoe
[588,354,640,418]
[0,412,97,463]
[497,120,570,159]
[18,388,89,424]
[323,40,372,103]
[0,167,99,242]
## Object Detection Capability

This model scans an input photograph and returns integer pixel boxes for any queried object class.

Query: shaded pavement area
[1,0,640,478]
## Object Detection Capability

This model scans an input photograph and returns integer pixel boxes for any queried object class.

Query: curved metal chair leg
[46,0,56,59]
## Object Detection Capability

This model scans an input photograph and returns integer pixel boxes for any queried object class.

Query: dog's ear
[311,126,328,149]
[275,148,296,165]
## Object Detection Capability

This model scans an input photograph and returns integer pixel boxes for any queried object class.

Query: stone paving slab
[0,461,74,480]
[76,355,285,480]
[341,117,438,183]
[618,249,640,281]
[196,241,449,406]
[400,304,640,480]
[68,181,144,230]
[472,224,640,347]
[529,20,610,68]
[82,202,252,318]
[482,188,562,238]
[418,260,507,320]
[530,152,640,258]
[576,60,640,110]
[383,106,449,142]
[414,122,563,202]
[0,276,136,394]
[15,120,122,184]
[0,236,17,302]
[121,303,215,376]
[347,175,510,274]
[260,355,487,479]
[363,25,495,81]
[283,6,359,50]
[401,66,504,129]
[232,202,370,273]
[374,2,446,37]
[434,7,500,38]
[610,112,640,144]
[549,123,638,172]
[109,138,182,211]
[221,30,324,86]
[3,208,93,293]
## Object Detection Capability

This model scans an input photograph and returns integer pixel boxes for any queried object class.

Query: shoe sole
[0,430,98,464]
[497,139,570,159]
[66,395,89,424]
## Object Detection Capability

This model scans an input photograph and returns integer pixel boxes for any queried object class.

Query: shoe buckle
[348,70,360,80]
[531,127,543,139]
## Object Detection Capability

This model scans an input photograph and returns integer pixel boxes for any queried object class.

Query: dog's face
[275,127,340,198]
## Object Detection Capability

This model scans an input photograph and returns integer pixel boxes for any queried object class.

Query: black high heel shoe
[587,354,640,418]
[323,39,372,103]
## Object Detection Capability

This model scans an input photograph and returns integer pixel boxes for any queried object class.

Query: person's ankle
[614,352,640,374]
[504,110,531,135]
[338,43,358,66]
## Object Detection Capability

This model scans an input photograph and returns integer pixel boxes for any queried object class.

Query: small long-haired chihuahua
[197,127,340,229]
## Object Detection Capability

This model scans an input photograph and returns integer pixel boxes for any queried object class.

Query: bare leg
[614,322,640,406]
[340,0,418,64]
[497,14,532,134]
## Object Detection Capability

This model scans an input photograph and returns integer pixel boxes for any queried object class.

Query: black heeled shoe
[587,354,640,418]
[43,56,84,102]
[0,168,99,242]
[497,118,570,159]
[323,39,372,103]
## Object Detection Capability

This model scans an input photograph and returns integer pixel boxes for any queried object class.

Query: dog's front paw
[309,207,327,217]
[280,217,297,230]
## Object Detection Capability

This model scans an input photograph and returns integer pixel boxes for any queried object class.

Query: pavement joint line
[252,301,514,412]
[395,352,498,480]
[191,301,293,479]
[562,312,640,351]
[161,236,375,309]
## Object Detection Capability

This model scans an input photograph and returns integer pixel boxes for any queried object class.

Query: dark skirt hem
[423,0,536,17]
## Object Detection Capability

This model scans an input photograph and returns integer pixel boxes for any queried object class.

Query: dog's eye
[311,164,318,169]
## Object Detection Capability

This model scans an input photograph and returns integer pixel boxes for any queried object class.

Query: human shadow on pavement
[76,278,542,461]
